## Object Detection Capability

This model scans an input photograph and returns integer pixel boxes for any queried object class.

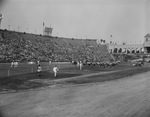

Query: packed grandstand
[0,29,113,63]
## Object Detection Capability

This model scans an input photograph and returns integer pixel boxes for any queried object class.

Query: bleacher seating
[83,39,97,47]
[0,29,113,62]
[64,38,84,47]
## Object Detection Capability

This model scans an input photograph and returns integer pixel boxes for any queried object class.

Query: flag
[110,35,112,38]
[43,22,45,27]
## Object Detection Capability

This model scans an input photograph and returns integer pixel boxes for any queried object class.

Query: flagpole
[43,22,45,35]
[0,20,1,29]
[0,14,3,29]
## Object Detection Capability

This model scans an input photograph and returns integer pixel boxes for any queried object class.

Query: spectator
[11,60,14,67]
[49,60,51,65]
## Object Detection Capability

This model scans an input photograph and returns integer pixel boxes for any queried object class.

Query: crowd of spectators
[0,29,113,63]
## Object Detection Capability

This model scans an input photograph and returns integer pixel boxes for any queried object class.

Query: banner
[45,27,53,33]
[44,27,53,36]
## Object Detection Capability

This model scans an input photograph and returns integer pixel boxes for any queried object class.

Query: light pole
[0,13,3,29]
[18,27,20,32]
[8,25,10,30]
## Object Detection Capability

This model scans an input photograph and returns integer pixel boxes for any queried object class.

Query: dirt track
[1,71,150,117]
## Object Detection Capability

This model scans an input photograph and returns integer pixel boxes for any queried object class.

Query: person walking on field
[37,64,42,76]
[79,61,83,70]
[53,65,59,77]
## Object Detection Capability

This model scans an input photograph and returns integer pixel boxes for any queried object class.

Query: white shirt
[37,66,42,72]
[53,67,58,72]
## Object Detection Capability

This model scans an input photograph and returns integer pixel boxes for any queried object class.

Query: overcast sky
[0,0,149,44]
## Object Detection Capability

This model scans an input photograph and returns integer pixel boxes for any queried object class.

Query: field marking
[53,67,146,82]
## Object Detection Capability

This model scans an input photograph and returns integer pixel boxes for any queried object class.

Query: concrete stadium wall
[108,43,144,54]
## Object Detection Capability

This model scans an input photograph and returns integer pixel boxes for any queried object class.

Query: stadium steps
[50,37,68,46]
[83,39,97,47]
[62,38,69,46]
[64,38,84,47]
[82,40,86,46]
[14,33,24,41]
[18,33,38,42]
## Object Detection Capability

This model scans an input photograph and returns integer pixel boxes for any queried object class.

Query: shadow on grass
[65,67,150,84]
[0,71,81,91]
[1,65,149,92]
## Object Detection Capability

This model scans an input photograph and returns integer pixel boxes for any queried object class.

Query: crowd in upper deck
[0,29,113,63]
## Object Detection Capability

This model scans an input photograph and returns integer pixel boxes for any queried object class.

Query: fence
[0,62,73,78]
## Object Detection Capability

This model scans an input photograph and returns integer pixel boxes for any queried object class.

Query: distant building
[108,43,144,54]
[144,33,150,53]
[107,33,150,54]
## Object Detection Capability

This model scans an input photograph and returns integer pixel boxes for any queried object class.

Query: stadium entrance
[145,47,150,53]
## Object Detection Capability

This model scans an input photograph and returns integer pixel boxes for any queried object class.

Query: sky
[0,0,149,44]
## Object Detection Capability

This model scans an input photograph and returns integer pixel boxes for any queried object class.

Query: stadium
[1,0,150,117]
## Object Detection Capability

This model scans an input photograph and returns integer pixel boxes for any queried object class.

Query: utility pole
[0,13,3,29]
[18,27,20,32]
[8,25,10,30]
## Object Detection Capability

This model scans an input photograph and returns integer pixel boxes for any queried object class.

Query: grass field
[0,62,150,92]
